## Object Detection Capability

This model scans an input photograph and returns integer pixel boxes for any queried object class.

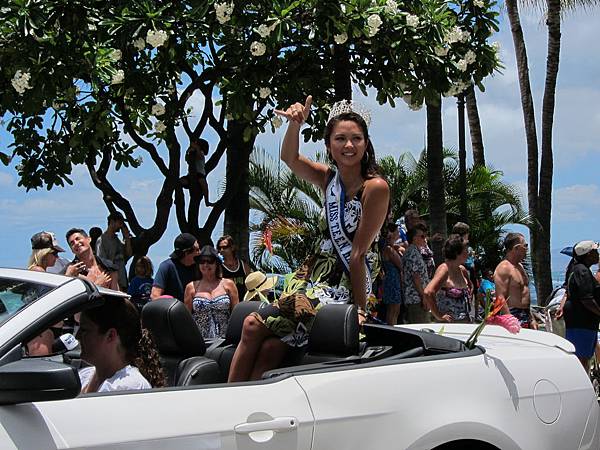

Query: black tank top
[222,259,248,299]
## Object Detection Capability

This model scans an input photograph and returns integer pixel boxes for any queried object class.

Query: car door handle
[234,417,298,434]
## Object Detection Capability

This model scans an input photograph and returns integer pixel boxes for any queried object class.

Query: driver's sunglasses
[198,258,216,265]
[218,244,231,251]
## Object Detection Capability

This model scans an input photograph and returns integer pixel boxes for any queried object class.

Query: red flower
[486,314,521,334]
[263,228,273,254]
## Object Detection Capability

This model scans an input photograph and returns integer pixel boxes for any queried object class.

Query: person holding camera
[66,228,119,290]
[96,212,133,291]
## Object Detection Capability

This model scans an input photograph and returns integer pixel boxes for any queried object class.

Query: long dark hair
[324,112,381,180]
[83,297,166,387]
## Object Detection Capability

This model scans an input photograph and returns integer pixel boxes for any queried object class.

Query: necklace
[223,258,240,272]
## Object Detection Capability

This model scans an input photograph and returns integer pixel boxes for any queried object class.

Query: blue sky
[0,8,598,276]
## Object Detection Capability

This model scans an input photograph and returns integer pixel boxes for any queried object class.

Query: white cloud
[0,171,12,186]
[553,184,600,221]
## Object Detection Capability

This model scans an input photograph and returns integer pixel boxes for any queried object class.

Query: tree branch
[116,98,169,176]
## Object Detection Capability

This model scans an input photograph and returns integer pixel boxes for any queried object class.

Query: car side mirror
[0,359,81,405]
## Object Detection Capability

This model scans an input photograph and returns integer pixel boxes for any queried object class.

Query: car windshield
[0,277,54,326]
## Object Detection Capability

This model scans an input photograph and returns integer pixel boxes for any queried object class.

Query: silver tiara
[327,100,372,127]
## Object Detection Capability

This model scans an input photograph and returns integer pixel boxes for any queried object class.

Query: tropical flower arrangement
[465,293,521,349]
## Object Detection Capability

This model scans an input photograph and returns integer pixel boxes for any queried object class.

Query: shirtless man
[65,228,119,291]
[494,232,537,329]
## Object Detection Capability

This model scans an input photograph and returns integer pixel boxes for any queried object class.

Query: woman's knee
[240,315,266,342]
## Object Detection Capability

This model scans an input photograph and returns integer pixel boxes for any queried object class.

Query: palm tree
[426,98,448,265]
[248,148,323,273]
[505,0,560,304]
[380,149,529,269]
[465,86,486,167]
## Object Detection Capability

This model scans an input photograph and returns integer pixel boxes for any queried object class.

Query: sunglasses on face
[198,258,216,265]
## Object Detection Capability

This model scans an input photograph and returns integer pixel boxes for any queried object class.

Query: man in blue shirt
[151,233,200,302]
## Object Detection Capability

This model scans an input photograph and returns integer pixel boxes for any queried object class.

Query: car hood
[398,323,576,353]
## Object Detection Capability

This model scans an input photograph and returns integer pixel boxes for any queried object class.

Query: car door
[0,375,314,450]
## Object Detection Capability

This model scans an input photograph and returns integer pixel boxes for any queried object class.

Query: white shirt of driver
[79,364,151,393]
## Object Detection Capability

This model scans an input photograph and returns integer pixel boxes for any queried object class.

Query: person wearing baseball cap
[151,233,200,302]
[563,240,600,369]
[27,231,65,272]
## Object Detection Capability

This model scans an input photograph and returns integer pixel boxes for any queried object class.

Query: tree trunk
[333,44,352,101]
[457,94,468,222]
[505,0,542,295]
[426,97,447,265]
[224,121,256,261]
[537,0,561,305]
[465,86,485,167]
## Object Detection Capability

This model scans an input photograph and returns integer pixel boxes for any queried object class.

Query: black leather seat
[142,298,221,386]
[302,303,360,364]
[204,301,262,380]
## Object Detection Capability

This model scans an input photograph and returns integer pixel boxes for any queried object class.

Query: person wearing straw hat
[243,271,278,302]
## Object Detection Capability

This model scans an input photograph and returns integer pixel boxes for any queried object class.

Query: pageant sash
[324,171,372,295]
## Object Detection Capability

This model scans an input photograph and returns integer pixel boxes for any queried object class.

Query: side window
[0,279,53,325]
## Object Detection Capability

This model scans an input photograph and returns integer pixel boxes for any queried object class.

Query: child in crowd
[181,138,213,207]
[128,256,154,311]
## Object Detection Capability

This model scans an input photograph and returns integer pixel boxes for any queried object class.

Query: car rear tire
[433,440,499,450]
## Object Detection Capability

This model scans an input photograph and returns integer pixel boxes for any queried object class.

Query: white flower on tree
[146,30,169,48]
[334,32,348,44]
[435,46,449,57]
[445,26,469,45]
[406,14,419,28]
[111,70,125,84]
[459,29,470,43]
[151,104,166,116]
[133,38,146,51]
[259,87,271,98]
[456,59,468,72]
[155,121,166,133]
[257,24,272,38]
[367,14,383,30]
[272,116,283,129]
[11,70,32,95]
[464,50,476,64]
[492,41,500,55]
[215,2,234,24]
[110,49,122,61]
[250,41,266,56]
[444,80,470,97]
[384,0,399,15]
[474,0,485,7]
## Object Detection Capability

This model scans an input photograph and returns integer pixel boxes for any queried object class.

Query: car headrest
[308,304,359,356]
[142,297,206,357]
[225,301,262,344]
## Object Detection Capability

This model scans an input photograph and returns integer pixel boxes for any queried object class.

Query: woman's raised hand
[274,95,312,124]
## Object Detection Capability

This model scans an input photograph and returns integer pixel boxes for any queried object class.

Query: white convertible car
[0,268,598,450]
